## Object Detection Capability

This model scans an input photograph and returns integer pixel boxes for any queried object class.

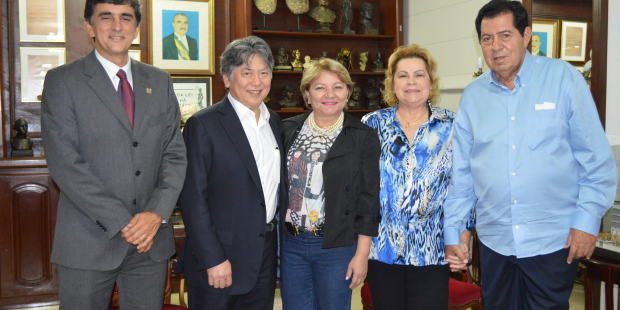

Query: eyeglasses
[480,31,514,46]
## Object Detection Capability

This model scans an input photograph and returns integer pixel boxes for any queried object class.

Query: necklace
[308,112,344,136]
[396,109,428,130]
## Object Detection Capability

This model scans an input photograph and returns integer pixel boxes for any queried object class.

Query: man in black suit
[179,35,285,310]
[162,13,198,60]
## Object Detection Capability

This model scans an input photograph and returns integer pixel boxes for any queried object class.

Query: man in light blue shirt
[443,1,616,309]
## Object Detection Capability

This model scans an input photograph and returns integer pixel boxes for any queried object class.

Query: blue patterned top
[362,104,455,266]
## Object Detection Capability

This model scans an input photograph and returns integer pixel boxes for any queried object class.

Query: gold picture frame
[561,20,588,62]
[18,0,66,42]
[20,47,66,103]
[129,49,142,62]
[531,18,559,58]
[149,0,215,74]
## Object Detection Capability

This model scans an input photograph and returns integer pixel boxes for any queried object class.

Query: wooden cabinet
[0,159,59,308]
[232,0,404,117]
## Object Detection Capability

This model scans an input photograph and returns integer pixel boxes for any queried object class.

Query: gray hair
[220,36,274,80]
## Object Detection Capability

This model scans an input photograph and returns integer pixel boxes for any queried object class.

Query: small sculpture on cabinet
[279,84,300,109]
[359,51,369,72]
[365,78,382,110]
[321,51,329,59]
[348,85,364,110]
[372,51,385,72]
[340,0,355,34]
[11,118,33,157]
[286,0,310,31]
[274,47,293,70]
[254,0,277,29]
[303,55,313,71]
[291,49,304,71]
[359,2,379,35]
[336,48,353,71]
[308,0,336,33]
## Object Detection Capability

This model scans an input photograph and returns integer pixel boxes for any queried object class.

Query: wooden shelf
[253,30,395,40]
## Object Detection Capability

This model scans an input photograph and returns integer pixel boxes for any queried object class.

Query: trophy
[254,0,277,29]
[340,0,355,34]
[359,51,369,72]
[274,47,293,70]
[286,0,309,31]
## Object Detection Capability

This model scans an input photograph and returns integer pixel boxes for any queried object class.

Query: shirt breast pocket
[527,109,565,151]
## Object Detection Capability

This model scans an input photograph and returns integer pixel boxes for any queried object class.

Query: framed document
[172,76,213,125]
[129,49,142,62]
[149,0,215,74]
[560,21,588,62]
[18,0,65,42]
[20,47,66,102]
[531,18,559,58]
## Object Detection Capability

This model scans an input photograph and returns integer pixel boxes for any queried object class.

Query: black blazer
[281,113,380,249]
[178,97,286,295]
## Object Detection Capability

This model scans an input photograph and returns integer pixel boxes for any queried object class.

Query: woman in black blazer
[279,58,380,310]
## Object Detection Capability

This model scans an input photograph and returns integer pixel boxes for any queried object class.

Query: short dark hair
[475,0,529,40]
[84,0,141,25]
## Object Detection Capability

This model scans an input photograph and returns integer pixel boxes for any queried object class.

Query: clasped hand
[121,212,163,253]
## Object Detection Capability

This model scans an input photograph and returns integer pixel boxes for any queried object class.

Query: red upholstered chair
[360,271,483,310]
[109,259,187,309]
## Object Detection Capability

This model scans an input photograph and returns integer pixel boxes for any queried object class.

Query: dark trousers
[187,229,277,310]
[367,260,449,310]
[56,248,167,310]
[479,241,579,310]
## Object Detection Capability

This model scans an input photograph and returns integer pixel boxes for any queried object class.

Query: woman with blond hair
[280,58,380,310]
[362,44,471,310]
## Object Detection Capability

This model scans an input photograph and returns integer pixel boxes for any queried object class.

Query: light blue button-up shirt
[444,52,617,258]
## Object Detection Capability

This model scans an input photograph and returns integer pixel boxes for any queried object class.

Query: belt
[265,219,276,232]
[284,222,324,237]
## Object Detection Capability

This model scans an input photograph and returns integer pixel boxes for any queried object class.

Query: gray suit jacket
[41,51,187,271]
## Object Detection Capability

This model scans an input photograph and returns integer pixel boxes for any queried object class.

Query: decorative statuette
[291,49,304,71]
[274,47,293,70]
[372,51,384,72]
[348,85,363,110]
[336,48,352,70]
[359,51,369,72]
[279,84,300,109]
[308,0,336,33]
[365,78,382,109]
[11,118,33,157]
[286,0,310,31]
[340,0,355,34]
[359,2,379,35]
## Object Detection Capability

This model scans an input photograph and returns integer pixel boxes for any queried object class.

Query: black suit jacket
[281,113,380,249]
[162,33,198,60]
[178,97,286,295]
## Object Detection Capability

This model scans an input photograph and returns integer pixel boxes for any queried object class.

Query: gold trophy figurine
[286,0,310,31]
[291,49,304,71]
[254,0,277,29]
[308,0,336,33]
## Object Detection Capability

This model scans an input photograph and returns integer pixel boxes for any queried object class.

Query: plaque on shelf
[274,47,293,70]
[359,2,379,35]
[308,0,336,33]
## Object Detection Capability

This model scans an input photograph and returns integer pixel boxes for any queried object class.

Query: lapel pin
[146,88,152,94]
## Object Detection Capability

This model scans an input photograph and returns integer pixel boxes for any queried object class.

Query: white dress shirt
[94,49,133,90]
[228,93,281,223]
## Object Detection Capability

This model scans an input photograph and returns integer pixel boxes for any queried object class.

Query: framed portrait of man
[531,18,559,58]
[149,0,214,74]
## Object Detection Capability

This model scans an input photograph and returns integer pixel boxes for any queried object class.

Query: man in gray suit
[41,0,186,309]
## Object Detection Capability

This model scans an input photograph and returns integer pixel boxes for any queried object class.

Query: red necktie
[116,69,134,127]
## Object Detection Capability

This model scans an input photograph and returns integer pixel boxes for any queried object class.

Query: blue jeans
[280,233,356,310]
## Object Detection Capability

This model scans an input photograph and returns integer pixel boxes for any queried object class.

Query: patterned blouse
[285,121,342,231]
[362,104,458,266]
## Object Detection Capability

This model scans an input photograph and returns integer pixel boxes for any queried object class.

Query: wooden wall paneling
[0,0,5,157]
[209,0,232,101]
[0,160,59,308]
[591,0,608,127]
